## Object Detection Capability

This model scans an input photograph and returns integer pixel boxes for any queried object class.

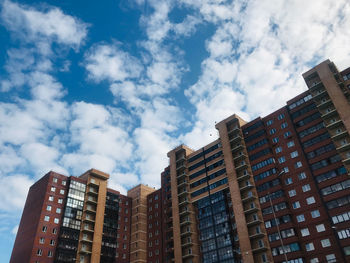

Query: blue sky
[1,0,350,261]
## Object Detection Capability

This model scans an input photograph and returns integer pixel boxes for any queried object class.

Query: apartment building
[11,59,350,263]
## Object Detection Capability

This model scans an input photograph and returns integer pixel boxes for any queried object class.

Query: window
[281,122,288,129]
[39,237,45,244]
[332,211,350,224]
[48,251,53,258]
[298,172,306,180]
[60,189,65,195]
[42,226,47,232]
[292,201,300,209]
[44,216,50,222]
[316,224,325,232]
[266,120,273,126]
[321,179,350,196]
[278,156,286,163]
[301,228,310,236]
[295,161,302,168]
[326,254,336,262]
[37,249,43,256]
[50,239,55,246]
[48,196,54,201]
[311,210,320,218]
[58,198,63,204]
[306,196,315,204]
[285,177,293,185]
[282,167,289,173]
[284,131,291,138]
[272,137,279,143]
[287,141,295,148]
[305,242,315,251]
[278,113,285,120]
[270,128,276,135]
[321,238,331,248]
[296,214,305,222]
[51,187,56,192]
[53,178,58,183]
[56,208,61,214]
[290,151,298,158]
[288,189,296,197]
[46,205,52,211]
[62,180,66,185]
[302,184,311,192]
[310,258,319,263]
[275,147,282,153]
[54,218,59,224]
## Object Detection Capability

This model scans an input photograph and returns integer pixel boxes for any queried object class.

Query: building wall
[10,171,68,263]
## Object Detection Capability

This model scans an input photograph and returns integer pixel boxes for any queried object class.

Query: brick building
[11,59,350,263]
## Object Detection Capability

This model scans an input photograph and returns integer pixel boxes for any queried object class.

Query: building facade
[11,60,350,263]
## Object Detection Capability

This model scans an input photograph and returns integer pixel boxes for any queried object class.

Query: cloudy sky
[1,0,350,260]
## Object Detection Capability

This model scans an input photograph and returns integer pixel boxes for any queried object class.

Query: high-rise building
[11,59,350,263]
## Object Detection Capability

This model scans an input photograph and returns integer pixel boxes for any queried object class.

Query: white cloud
[0,174,34,211]
[1,0,88,47]
[85,44,143,82]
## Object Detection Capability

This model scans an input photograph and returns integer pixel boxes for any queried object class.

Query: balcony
[249,232,265,239]
[342,157,350,165]
[246,218,263,227]
[82,227,94,233]
[88,179,98,186]
[177,172,186,180]
[86,197,97,204]
[336,142,350,152]
[326,119,342,129]
[252,245,267,253]
[244,206,259,214]
[229,135,242,144]
[182,252,194,259]
[180,219,191,226]
[241,194,256,203]
[234,153,247,161]
[180,229,193,237]
[309,81,323,91]
[81,237,93,243]
[312,89,326,99]
[80,247,92,254]
[177,180,187,188]
[178,189,188,197]
[178,199,189,206]
[237,173,250,182]
[85,205,96,213]
[240,184,254,192]
[176,162,186,171]
[88,187,98,195]
[321,108,337,119]
[235,163,248,171]
[228,126,240,136]
[179,209,191,216]
[331,130,348,140]
[317,98,332,109]
[83,215,95,223]
[231,144,243,153]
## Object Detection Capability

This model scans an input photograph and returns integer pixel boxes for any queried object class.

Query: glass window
[310,258,319,263]
[290,151,298,158]
[37,249,42,256]
[326,254,336,262]
[278,113,285,120]
[287,141,295,148]
[53,178,58,183]
[39,237,45,244]
[321,239,331,248]
[289,190,296,197]
[295,161,303,168]
[281,122,288,129]
[272,137,279,143]
[48,196,54,201]
[270,128,276,135]
[285,177,293,185]
[311,210,320,218]
[316,224,325,232]
[302,184,311,192]
[298,172,307,180]
[301,228,310,236]
[56,208,61,214]
[51,187,56,192]
[296,214,305,222]
[44,216,50,222]
[275,147,282,153]
[58,198,63,204]
[306,196,315,204]
[60,189,65,195]
[46,205,52,211]
[306,242,315,251]
[292,201,300,209]
[284,131,291,138]
[278,156,286,163]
